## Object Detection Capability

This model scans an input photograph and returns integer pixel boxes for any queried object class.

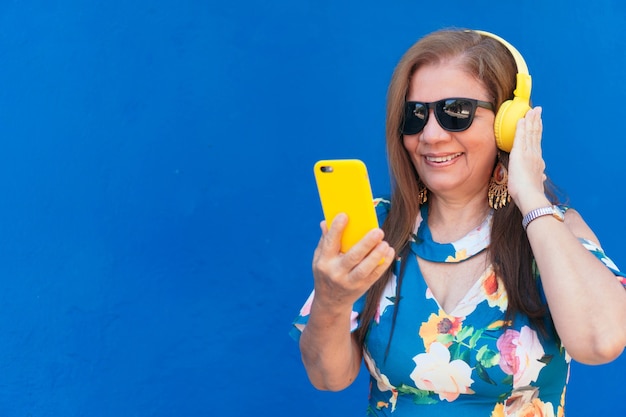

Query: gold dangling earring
[418,179,428,204]
[488,161,511,209]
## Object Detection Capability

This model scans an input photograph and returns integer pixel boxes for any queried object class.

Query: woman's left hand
[508,107,626,364]
[506,106,550,214]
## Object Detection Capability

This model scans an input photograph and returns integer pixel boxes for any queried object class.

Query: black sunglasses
[401,98,494,135]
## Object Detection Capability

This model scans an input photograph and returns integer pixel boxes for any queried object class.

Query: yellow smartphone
[314,159,379,253]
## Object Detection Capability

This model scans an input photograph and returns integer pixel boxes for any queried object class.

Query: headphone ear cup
[494,97,531,152]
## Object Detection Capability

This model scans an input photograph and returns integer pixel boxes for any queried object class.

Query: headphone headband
[468,29,533,152]
[473,30,529,75]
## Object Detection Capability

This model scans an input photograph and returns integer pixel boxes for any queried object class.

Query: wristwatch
[522,205,565,231]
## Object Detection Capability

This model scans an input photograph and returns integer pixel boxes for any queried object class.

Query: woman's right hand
[300,214,394,391]
[311,213,396,312]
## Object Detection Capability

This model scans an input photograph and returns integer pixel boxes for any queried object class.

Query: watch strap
[522,205,564,231]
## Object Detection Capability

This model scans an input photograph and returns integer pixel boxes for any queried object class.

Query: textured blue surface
[0,1,623,416]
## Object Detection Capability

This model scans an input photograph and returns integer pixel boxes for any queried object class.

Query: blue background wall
[0,1,624,415]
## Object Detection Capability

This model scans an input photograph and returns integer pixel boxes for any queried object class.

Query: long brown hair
[355,29,554,347]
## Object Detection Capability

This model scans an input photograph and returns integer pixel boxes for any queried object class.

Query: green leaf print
[455,325,474,343]
[476,362,497,385]
[476,345,500,368]
[468,328,484,349]
[437,333,454,345]
[538,354,553,365]
[448,342,461,359]
[412,395,439,405]
[459,348,471,364]
[397,384,427,395]
[447,341,471,365]
[502,374,513,385]
[397,384,438,405]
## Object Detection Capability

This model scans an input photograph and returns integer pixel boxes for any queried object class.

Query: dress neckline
[409,204,492,263]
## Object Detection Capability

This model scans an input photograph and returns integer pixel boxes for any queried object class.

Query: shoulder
[374,197,391,224]
[560,206,601,247]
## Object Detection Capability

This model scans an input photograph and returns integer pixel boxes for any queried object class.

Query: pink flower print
[299,291,315,317]
[497,327,546,388]
[298,290,360,331]
[350,310,359,332]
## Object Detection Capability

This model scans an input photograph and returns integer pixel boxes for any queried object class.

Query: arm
[508,108,626,364]
[300,214,395,390]
[526,207,626,363]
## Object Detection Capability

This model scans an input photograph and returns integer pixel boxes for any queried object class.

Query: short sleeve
[289,290,367,342]
[561,204,626,286]
[578,237,626,286]
[374,197,391,226]
[289,197,391,342]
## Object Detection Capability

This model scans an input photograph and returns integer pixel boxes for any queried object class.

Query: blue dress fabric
[291,199,626,416]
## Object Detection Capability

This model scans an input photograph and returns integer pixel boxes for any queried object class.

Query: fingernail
[333,213,348,224]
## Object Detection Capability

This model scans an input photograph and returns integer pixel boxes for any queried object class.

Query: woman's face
[403,62,497,202]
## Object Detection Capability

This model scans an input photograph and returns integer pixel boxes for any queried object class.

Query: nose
[420,110,450,143]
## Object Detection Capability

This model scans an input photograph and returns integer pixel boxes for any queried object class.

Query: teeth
[426,153,462,163]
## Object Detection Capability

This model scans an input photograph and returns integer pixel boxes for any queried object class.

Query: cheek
[402,135,418,154]
[402,136,421,163]
[473,146,498,176]
[463,127,497,156]
[460,135,498,174]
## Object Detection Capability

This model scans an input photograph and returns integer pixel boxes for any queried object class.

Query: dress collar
[409,204,492,263]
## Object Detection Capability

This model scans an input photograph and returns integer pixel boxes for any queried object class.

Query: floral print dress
[290,199,626,417]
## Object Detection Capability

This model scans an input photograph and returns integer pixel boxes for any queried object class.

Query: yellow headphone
[473,30,532,152]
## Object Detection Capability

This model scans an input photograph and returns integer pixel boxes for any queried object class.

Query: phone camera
[320,166,334,173]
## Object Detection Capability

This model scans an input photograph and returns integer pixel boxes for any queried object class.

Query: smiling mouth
[425,152,462,163]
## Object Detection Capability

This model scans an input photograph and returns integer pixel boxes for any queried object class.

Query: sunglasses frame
[401,97,494,135]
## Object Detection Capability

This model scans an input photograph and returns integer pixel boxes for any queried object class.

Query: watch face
[552,206,565,221]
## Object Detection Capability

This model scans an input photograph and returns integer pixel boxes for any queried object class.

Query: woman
[290,29,626,416]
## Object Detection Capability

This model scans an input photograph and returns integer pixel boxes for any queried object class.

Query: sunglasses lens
[401,98,484,135]
[402,102,427,134]
[436,99,475,131]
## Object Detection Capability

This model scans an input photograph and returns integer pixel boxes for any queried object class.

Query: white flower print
[410,342,474,402]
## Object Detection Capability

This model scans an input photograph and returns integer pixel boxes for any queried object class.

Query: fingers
[525,107,544,162]
[348,238,396,285]
[334,227,395,285]
[342,227,384,262]
[320,220,328,235]
[527,106,543,152]
[312,213,395,298]
[317,213,386,266]
[508,106,549,209]
[513,106,543,153]
[316,213,348,259]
